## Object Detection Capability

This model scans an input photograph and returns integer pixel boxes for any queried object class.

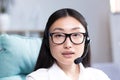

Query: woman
[26,8,110,80]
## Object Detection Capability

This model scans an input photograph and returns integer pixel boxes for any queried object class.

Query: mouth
[62,51,75,58]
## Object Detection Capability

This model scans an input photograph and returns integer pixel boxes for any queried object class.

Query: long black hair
[34,8,91,70]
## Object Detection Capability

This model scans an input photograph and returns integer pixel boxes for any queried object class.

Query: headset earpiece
[85,37,90,46]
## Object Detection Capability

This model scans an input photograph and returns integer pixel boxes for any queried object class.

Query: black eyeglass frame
[49,32,87,45]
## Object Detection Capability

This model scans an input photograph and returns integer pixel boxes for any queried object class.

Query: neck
[56,62,80,80]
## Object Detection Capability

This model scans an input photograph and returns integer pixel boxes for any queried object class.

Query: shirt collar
[48,63,85,80]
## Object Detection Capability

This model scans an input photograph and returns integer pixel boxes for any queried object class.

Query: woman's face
[49,16,86,65]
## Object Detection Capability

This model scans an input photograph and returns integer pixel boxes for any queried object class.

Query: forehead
[49,16,86,33]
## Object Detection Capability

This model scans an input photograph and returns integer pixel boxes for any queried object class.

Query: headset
[74,36,90,64]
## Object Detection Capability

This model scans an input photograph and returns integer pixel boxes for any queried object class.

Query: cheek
[75,43,85,56]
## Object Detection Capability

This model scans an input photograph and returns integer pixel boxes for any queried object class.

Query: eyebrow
[52,28,64,31]
[52,27,82,31]
[71,27,82,30]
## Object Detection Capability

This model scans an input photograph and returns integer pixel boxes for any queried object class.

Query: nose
[63,37,72,49]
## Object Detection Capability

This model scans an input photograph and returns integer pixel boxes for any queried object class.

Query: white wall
[110,14,120,67]
[9,0,112,63]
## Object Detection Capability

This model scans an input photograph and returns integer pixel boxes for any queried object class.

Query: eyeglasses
[49,32,87,45]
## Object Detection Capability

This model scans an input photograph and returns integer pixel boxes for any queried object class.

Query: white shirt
[26,63,111,80]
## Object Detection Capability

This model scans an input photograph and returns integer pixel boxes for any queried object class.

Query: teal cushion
[0,34,41,77]
[0,74,26,80]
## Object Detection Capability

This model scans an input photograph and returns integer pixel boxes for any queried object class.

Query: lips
[62,52,74,55]
[62,51,74,58]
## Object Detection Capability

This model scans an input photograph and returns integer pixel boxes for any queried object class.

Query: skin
[49,16,86,80]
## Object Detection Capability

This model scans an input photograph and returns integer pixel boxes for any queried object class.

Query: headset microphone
[74,37,90,64]
[74,57,83,64]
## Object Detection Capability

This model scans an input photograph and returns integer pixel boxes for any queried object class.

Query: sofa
[0,34,42,80]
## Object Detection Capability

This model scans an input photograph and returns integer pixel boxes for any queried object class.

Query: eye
[72,33,82,37]
[53,33,65,38]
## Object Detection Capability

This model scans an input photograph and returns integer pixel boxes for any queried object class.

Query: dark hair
[34,8,91,70]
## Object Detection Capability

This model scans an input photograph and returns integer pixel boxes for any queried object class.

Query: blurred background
[0,0,120,79]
